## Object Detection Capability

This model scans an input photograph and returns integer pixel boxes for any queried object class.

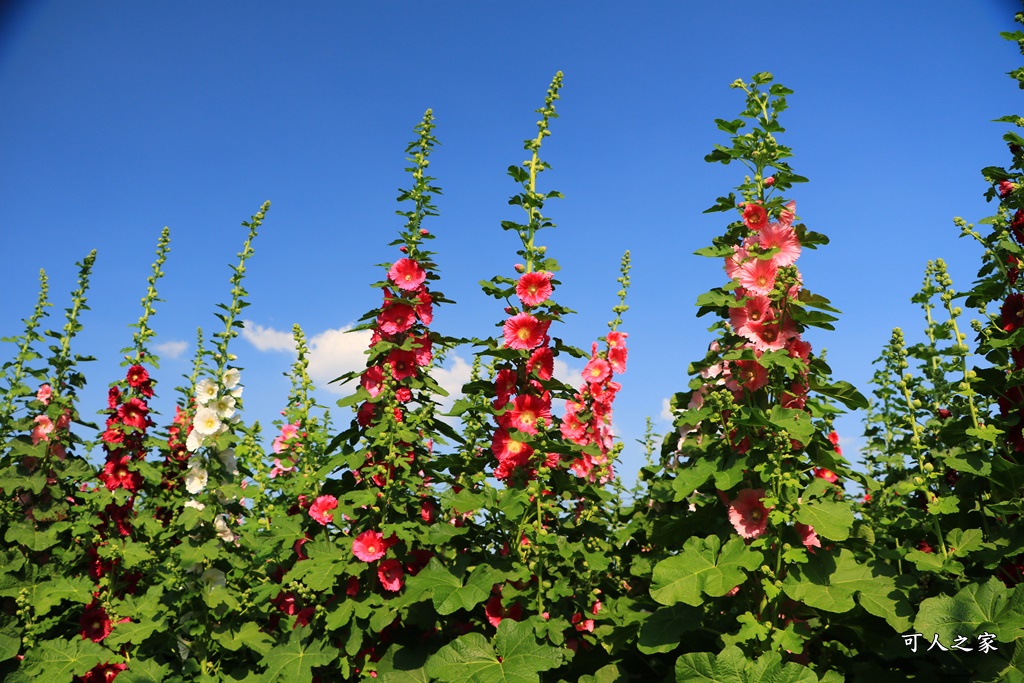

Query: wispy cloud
[241,321,297,352]
[153,340,188,359]
[660,397,673,422]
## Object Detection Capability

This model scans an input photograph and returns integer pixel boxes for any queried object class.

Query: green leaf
[638,604,702,654]
[783,549,912,630]
[793,501,854,541]
[405,559,503,616]
[212,621,275,656]
[119,659,172,683]
[673,645,745,683]
[258,631,334,683]
[36,576,94,617]
[21,638,112,683]
[807,378,869,411]
[766,407,815,444]
[913,578,1024,645]
[650,536,763,607]
[425,619,563,682]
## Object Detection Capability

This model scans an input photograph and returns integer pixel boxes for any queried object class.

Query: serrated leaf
[914,578,1024,644]
[793,501,854,541]
[119,659,172,683]
[424,619,563,683]
[650,536,762,606]
[405,560,502,616]
[673,645,746,683]
[258,631,334,683]
[21,638,112,683]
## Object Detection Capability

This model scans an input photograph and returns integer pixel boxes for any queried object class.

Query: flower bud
[764,176,775,186]
[420,229,429,236]
[400,246,408,253]
[514,264,525,273]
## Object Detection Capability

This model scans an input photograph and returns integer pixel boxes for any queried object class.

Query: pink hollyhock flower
[395,387,412,402]
[414,288,433,325]
[527,347,554,380]
[779,201,796,226]
[742,203,769,231]
[727,488,771,539]
[361,366,384,397]
[503,313,548,350]
[508,394,551,435]
[607,330,627,348]
[352,530,387,562]
[786,337,812,360]
[582,356,611,385]
[378,558,405,592]
[571,612,595,632]
[758,223,801,267]
[269,458,297,478]
[747,316,799,353]
[516,271,554,306]
[795,523,821,549]
[764,175,775,186]
[281,422,299,439]
[388,258,427,291]
[827,431,843,456]
[309,495,338,526]
[725,244,751,279]
[421,498,437,523]
[999,180,1017,198]
[31,415,54,445]
[737,258,778,296]
[386,349,418,381]
[36,384,52,405]
[412,334,432,367]
[494,368,518,406]
[560,413,588,445]
[1003,294,1024,332]
[378,303,416,335]
[725,358,769,393]
[730,294,775,340]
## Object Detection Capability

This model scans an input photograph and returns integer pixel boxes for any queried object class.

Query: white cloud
[306,327,374,393]
[660,397,673,422]
[553,359,583,393]
[154,340,188,359]
[434,354,473,409]
[241,321,297,352]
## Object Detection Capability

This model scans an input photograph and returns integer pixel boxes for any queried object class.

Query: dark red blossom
[80,601,112,642]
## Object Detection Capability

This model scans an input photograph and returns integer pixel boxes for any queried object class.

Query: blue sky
[2,1,1022,490]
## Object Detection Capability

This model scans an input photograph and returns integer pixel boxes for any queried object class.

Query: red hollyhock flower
[80,601,113,642]
[352,530,387,562]
[491,428,534,463]
[117,398,149,430]
[503,313,548,350]
[412,334,432,367]
[494,369,518,406]
[608,346,627,374]
[309,495,338,526]
[378,558,405,592]
[80,662,127,683]
[813,467,838,483]
[582,356,612,385]
[293,606,315,628]
[999,180,1016,198]
[485,595,523,627]
[1002,294,1024,332]
[515,271,554,306]
[100,456,142,492]
[357,401,375,427]
[108,386,121,409]
[387,349,418,381]
[388,258,427,291]
[360,366,384,397]
[126,365,149,388]
[827,431,843,456]
[272,591,299,615]
[378,303,416,335]
[742,203,769,231]
[726,357,769,393]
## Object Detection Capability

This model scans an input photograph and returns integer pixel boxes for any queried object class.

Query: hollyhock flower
[80,601,112,642]
[758,223,801,267]
[571,612,595,633]
[582,356,612,385]
[223,367,241,389]
[346,576,360,596]
[516,271,554,306]
[108,386,121,409]
[560,412,588,445]
[184,500,205,511]
[218,448,239,477]
[388,258,427,291]
[494,368,518,406]
[730,294,775,339]
[378,558,405,592]
[485,595,523,627]
[999,180,1016,198]
[186,428,204,452]
[503,313,548,350]
[214,514,236,542]
[309,495,338,526]
[725,244,751,279]
[746,316,799,352]
[737,258,778,296]
[185,463,208,494]
[491,428,534,463]
[414,288,433,324]
[726,358,769,393]
[116,398,149,430]
[211,395,236,419]
[827,431,843,456]
[36,384,51,405]
[356,401,375,427]
[813,467,838,483]
[742,202,769,231]
[779,201,797,226]
[378,303,416,335]
[192,407,221,436]
[727,488,771,539]
[785,337,812,360]
[31,415,54,445]
[101,456,141,492]
[293,606,315,628]
[608,345,627,374]
[195,378,218,405]
[353,530,386,562]
[386,349,418,381]
[527,346,554,380]
[395,387,412,402]
[1003,294,1024,332]
[80,662,126,683]
[508,394,551,435]
[126,364,149,389]
[412,334,432,366]
[795,523,821,549]
[269,458,296,478]
[764,175,775,186]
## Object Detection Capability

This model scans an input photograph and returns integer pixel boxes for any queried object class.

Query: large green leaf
[782,549,912,630]
[651,536,763,607]
[913,578,1024,645]
[674,646,745,683]
[258,631,334,683]
[639,604,702,654]
[793,501,854,542]
[118,659,173,683]
[425,619,563,682]
[405,559,503,616]
[21,638,112,683]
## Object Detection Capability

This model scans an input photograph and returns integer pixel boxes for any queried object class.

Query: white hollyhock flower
[195,378,218,405]
[193,407,221,436]
[214,514,236,542]
[218,448,239,477]
[186,429,204,452]
[212,395,236,420]
[201,568,226,590]
[184,499,206,511]
[185,463,208,494]
[230,385,243,399]
[222,368,241,389]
